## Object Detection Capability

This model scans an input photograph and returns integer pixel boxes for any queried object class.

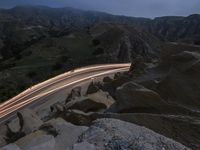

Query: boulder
[77,118,190,150]
[7,118,21,133]
[66,90,115,113]
[0,125,8,147]
[45,118,88,150]
[0,136,7,148]
[87,90,115,109]
[130,55,146,75]
[86,82,100,94]
[112,82,166,113]
[50,102,65,113]
[66,86,82,103]
[17,109,43,134]
[171,51,200,72]
[0,125,8,137]
[156,51,200,109]
[15,131,55,150]
[64,109,98,126]
[0,143,21,150]
[103,76,113,83]
[24,135,55,150]
[105,113,200,150]
[73,142,97,150]
[157,68,200,109]
[66,97,106,113]
[114,72,122,80]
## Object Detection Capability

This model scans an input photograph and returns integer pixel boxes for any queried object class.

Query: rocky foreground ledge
[0,78,193,150]
[0,78,192,150]
[0,110,189,150]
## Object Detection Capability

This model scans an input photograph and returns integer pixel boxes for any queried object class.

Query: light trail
[0,63,130,109]
[0,63,131,121]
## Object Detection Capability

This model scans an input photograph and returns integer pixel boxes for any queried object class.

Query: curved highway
[0,63,131,122]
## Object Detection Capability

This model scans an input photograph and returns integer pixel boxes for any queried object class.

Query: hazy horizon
[0,0,199,18]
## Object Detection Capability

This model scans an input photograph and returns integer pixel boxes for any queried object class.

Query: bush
[15,54,22,60]
[92,47,104,55]
[52,62,62,70]
[26,71,37,79]
[92,39,100,46]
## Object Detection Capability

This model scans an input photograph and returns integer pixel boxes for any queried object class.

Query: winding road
[0,63,131,123]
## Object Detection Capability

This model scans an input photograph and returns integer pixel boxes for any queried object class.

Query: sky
[0,0,199,18]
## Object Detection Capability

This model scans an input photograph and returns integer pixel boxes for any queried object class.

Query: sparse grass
[0,32,96,102]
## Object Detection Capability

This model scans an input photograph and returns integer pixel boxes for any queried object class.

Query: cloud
[0,0,199,18]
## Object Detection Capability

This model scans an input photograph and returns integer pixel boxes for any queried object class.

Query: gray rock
[86,82,100,94]
[87,90,115,109]
[50,102,65,113]
[0,125,8,147]
[77,118,190,150]
[66,90,114,113]
[18,109,43,134]
[15,130,55,150]
[171,51,200,72]
[103,76,113,83]
[46,118,88,150]
[64,109,98,126]
[66,87,82,103]
[0,143,21,150]
[7,118,21,133]
[66,97,106,113]
[73,142,97,150]
[113,82,166,112]
[156,51,200,109]
[130,55,146,74]
[0,125,8,137]
[0,136,7,148]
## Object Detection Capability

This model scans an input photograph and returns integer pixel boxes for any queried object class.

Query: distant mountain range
[0,6,199,59]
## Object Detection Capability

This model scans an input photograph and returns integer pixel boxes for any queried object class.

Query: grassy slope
[0,32,95,102]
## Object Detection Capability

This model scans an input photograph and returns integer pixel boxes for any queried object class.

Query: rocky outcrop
[17,109,43,134]
[147,14,200,45]
[111,82,166,113]
[156,51,200,109]
[5,109,43,143]
[15,131,55,150]
[0,125,8,147]
[64,110,97,126]
[66,90,115,113]
[170,51,200,72]
[76,118,190,150]
[45,118,88,150]
[66,87,82,103]
[66,97,107,113]
[50,102,65,114]
[2,118,88,150]
[86,82,100,94]
[0,143,21,150]
[112,113,200,150]
[0,137,7,148]
[87,90,115,109]
[7,119,21,133]
[91,23,160,63]
[73,142,96,150]
[103,76,113,83]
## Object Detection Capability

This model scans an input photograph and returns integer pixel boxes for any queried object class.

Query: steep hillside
[0,6,150,59]
[1,6,199,60]
[90,23,161,62]
[147,14,200,44]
